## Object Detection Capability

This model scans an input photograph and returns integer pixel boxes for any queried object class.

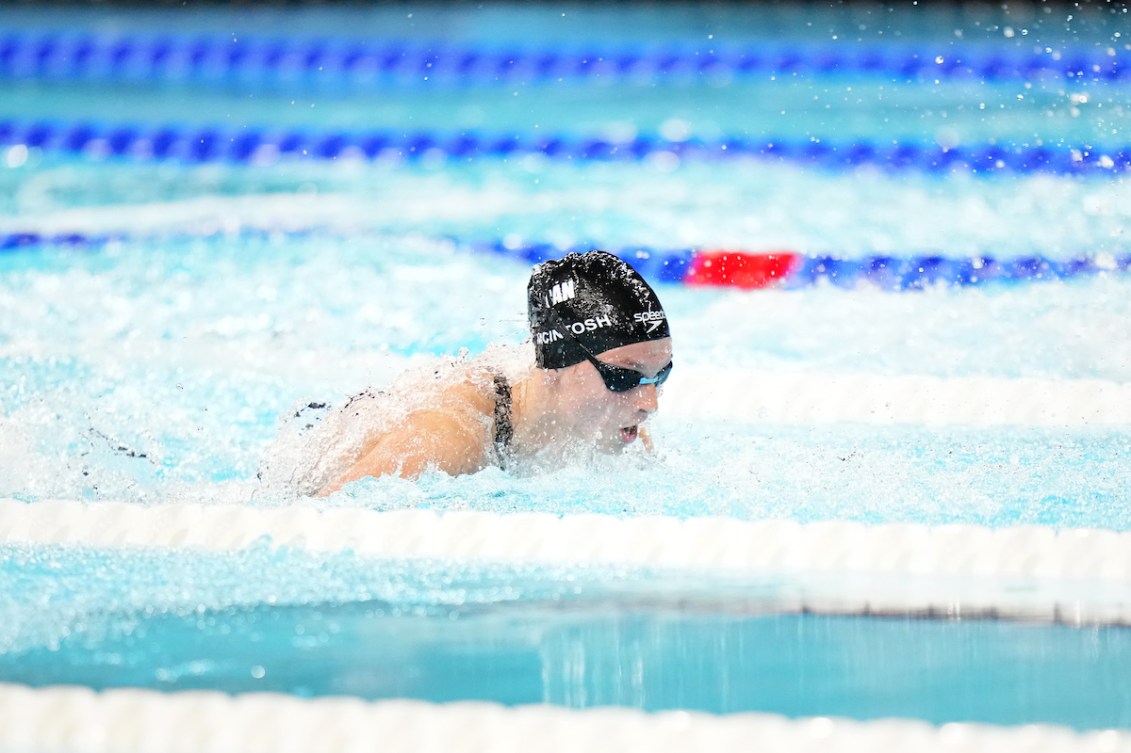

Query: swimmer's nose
[633,383,659,414]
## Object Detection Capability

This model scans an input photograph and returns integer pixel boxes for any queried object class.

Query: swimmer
[279,250,672,496]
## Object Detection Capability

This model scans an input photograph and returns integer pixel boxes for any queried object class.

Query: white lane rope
[0,683,1126,753]
[2,499,1130,625]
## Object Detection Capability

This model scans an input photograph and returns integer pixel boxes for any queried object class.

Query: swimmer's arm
[318,409,488,495]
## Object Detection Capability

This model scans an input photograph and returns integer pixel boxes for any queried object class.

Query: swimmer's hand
[639,426,654,453]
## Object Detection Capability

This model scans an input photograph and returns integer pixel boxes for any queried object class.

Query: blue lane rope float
[0,30,1126,85]
[4,230,1129,291]
[1,119,1128,174]
[0,231,123,252]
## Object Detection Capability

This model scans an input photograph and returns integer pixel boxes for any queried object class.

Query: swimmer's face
[555,337,673,453]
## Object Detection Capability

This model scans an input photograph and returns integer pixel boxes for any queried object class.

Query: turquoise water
[5,75,1126,147]
[2,545,1130,730]
[2,2,1131,732]
[11,601,1131,730]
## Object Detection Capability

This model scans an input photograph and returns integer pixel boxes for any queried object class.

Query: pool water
[2,1,1130,741]
[2,546,1130,731]
[11,601,1131,730]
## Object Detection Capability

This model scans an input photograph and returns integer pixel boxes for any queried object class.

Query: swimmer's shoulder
[399,361,518,448]
[365,363,500,440]
[315,353,526,491]
[444,366,506,412]
[325,380,496,489]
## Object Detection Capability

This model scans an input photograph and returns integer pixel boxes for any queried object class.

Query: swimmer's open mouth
[620,425,638,443]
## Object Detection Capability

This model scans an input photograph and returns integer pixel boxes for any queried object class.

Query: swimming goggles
[579,347,673,393]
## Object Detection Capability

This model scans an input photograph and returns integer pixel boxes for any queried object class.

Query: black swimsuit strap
[492,374,513,456]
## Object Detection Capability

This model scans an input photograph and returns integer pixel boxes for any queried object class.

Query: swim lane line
[1,29,1126,85]
[4,229,1130,292]
[2,500,1130,626]
[480,239,1131,291]
[0,683,1125,753]
[2,118,1127,175]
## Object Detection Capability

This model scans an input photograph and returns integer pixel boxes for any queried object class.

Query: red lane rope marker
[685,250,801,289]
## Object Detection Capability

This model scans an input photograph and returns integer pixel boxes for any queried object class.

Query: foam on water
[1,224,1129,519]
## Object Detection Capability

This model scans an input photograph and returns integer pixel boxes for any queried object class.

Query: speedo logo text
[633,310,666,333]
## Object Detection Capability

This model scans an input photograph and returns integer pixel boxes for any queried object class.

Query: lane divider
[2,684,1126,753]
[682,248,1131,290]
[1,30,1126,85]
[2,500,1131,625]
[2,118,1128,174]
[4,229,1130,292]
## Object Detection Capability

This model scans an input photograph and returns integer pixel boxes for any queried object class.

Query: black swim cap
[527,250,671,369]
